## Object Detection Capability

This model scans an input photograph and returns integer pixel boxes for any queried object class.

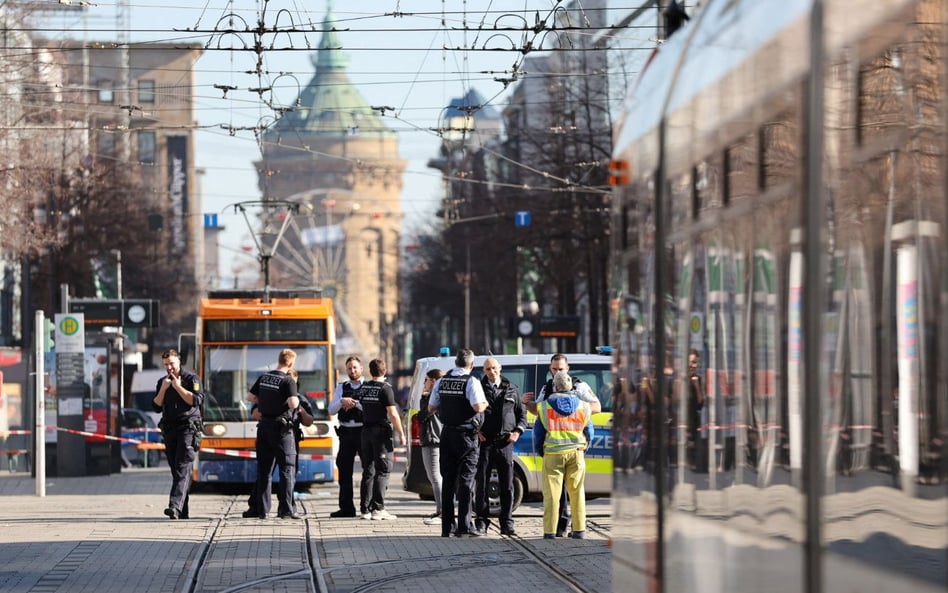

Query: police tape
[39,426,407,463]
[54,426,158,445]
[1,429,33,436]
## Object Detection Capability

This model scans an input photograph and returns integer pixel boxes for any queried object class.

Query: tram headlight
[205,423,227,437]
[301,423,331,437]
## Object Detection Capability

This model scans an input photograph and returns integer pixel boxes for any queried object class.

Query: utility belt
[444,423,478,436]
[260,416,293,433]
[159,417,204,447]
[335,424,363,435]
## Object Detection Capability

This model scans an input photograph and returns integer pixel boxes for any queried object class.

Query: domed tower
[255,2,405,365]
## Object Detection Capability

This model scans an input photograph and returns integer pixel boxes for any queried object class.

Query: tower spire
[312,1,347,71]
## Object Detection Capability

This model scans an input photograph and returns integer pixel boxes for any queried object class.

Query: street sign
[514,211,531,227]
[204,213,219,228]
[512,315,580,338]
[538,315,580,338]
[69,299,160,328]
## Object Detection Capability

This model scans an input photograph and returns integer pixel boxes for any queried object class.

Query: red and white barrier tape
[9,427,408,462]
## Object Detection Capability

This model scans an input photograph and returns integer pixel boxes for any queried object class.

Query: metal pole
[464,244,471,348]
[803,2,826,592]
[113,249,122,299]
[34,311,45,497]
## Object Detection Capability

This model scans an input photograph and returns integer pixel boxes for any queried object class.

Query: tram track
[180,494,610,593]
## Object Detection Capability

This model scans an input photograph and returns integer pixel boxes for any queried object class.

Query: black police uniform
[153,369,203,519]
[333,381,364,516]
[245,397,313,516]
[436,371,483,537]
[538,376,587,536]
[250,369,298,518]
[358,379,397,514]
[475,374,526,534]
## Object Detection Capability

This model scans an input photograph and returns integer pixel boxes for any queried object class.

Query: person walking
[474,357,526,536]
[523,353,601,536]
[152,349,204,520]
[358,359,406,520]
[328,356,365,518]
[416,368,445,525]
[249,348,301,519]
[428,349,488,537]
[534,370,594,539]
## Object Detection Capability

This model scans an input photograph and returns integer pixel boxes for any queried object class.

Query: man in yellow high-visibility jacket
[534,370,595,539]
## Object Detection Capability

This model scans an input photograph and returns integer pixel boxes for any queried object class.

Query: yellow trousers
[541,448,586,535]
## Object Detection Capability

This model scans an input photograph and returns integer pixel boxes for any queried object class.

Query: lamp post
[361,227,386,362]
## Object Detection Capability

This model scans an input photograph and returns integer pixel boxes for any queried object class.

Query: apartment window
[97,80,114,103]
[138,131,156,164]
[138,80,155,104]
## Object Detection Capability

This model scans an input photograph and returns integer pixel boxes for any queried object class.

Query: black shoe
[500,529,517,536]
[278,512,302,520]
[329,509,357,518]
[242,509,259,518]
[163,507,179,520]
[555,530,567,538]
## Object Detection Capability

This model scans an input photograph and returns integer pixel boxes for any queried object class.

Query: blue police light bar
[439,347,450,357]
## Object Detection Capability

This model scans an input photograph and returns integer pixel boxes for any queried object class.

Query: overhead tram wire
[20,2,630,204]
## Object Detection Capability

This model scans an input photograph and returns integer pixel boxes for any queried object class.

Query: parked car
[121,407,163,467]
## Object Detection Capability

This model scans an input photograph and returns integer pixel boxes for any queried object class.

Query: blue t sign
[514,211,531,227]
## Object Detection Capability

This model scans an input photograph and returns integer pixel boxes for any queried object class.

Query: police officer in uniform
[428,349,488,537]
[358,359,406,520]
[249,348,301,519]
[328,356,365,518]
[243,369,313,518]
[524,353,601,536]
[475,357,526,536]
[153,349,204,520]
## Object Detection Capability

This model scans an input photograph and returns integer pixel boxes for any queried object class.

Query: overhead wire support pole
[231,200,302,303]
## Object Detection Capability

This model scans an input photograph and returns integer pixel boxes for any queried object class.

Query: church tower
[255,2,405,365]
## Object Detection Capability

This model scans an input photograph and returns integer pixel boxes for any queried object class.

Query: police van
[401,352,613,511]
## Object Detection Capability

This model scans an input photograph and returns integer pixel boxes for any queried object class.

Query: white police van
[401,352,613,511]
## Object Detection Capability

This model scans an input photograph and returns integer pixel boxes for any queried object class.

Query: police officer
[328,356,364,518]
[428,349,488,537]
[358,359,406,521]
[243,369,312,518]
[523,353,601,537]
[475,357,526,536]
[249,348,301,519]
[152,349,204,520]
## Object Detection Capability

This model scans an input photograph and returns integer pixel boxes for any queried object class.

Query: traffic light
[43,318,55,352]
